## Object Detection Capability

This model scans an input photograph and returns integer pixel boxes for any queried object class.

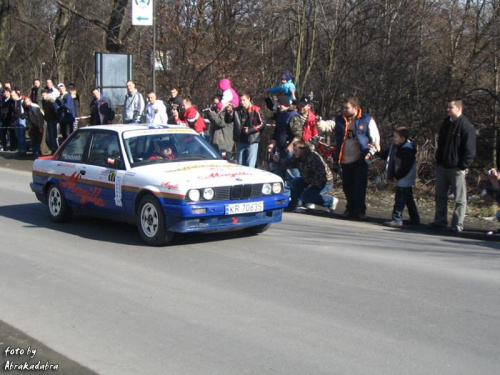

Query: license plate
[225,201,264,215]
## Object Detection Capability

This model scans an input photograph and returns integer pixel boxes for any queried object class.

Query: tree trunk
[53,0,75,82]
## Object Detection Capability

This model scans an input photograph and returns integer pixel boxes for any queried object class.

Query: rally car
[30,124,288,246]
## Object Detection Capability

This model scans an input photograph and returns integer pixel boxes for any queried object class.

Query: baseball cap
[57,83,65,88]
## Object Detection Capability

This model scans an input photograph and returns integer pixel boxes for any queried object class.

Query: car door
[57,130,92,208]
[83,130,127,215]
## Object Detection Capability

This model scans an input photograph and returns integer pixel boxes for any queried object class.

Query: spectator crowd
[0,72,486,232]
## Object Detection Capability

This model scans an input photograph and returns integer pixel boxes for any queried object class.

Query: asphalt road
[0,167,499,375]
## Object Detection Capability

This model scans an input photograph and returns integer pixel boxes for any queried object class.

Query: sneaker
[305,203,316,210]
[328,197,339,212]
[384,220,403,228]
[293,206,307,213]
[450,226,463,233]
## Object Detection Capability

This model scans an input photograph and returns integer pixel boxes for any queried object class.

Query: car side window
[88,132,123,169]
[59,132,91,162]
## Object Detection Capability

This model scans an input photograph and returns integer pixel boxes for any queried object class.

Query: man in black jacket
[90,88,114,125]
[432,98,476,232]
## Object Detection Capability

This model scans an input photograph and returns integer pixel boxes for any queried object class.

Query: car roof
[82,124,197,136]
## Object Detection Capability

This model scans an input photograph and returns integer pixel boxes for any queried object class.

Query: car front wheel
[137,195,174,246]
[46,184,72,223]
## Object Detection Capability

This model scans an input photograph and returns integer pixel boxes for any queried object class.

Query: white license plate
[225,201,264,215]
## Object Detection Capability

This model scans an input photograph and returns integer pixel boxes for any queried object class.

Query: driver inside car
[148,140,177,161]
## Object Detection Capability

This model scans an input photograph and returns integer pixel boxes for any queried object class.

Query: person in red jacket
[181,98,207,135]
[296,96,318,142]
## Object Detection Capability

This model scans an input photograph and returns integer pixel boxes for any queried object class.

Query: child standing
[381,127,420,227]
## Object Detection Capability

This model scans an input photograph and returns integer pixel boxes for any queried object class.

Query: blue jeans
[237,142,259,168]
[341,158,368,215]
[14,118,27,153]
[272,149,300,197]
[59,122,73,142]
[46,121,59,154]
[289,177,333,209]
[392,186,420,223]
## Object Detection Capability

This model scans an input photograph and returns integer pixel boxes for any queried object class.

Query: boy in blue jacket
[380,127,420,227]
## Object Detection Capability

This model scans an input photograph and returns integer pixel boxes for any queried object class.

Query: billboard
[95,53,133,109]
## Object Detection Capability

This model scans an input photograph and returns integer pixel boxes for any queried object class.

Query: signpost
[131,0,153,26]
[131,0,156,91]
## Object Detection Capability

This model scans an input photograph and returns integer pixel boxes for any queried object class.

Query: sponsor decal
[60,172,105,207]
[109,171,117,182]
[198,171,252,180]
[232,217,238,224]
[161,182,179,190]
[114,171,125,207]
[168,164,240,173]
[57,162,76,168]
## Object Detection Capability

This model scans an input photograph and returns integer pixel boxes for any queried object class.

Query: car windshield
[123,132,221,167]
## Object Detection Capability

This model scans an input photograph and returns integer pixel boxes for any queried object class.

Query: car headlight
[188,189,200,202]
[272,183,282,194]
[262,183,272,195]
[203,188,214,200]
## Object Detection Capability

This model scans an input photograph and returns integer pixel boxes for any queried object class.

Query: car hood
[133,160,283,190]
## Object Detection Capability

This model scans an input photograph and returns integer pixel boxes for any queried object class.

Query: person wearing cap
[231,92,264,168]
[123,80,145,124]
[267,94,302,197]
[205,99,234,157]
[316,96,380,221]
[296,96,318,142]
[266,72,296,101]
[217,78,240,111]
[54,83,76,142]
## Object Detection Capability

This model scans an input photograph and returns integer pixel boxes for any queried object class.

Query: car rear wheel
[245,223,271,235]
[137,195,174,246]
[46,184,72,223]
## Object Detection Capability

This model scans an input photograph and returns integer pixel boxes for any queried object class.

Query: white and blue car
[31,124,288,246]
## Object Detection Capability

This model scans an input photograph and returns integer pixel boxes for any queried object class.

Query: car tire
[46,184,72,223]
[137,195,174,246]
[245,224,271,235]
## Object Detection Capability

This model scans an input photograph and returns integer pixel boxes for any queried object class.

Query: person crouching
[274,140,338,213]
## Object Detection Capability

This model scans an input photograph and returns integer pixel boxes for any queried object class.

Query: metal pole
[152,0,156,92]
